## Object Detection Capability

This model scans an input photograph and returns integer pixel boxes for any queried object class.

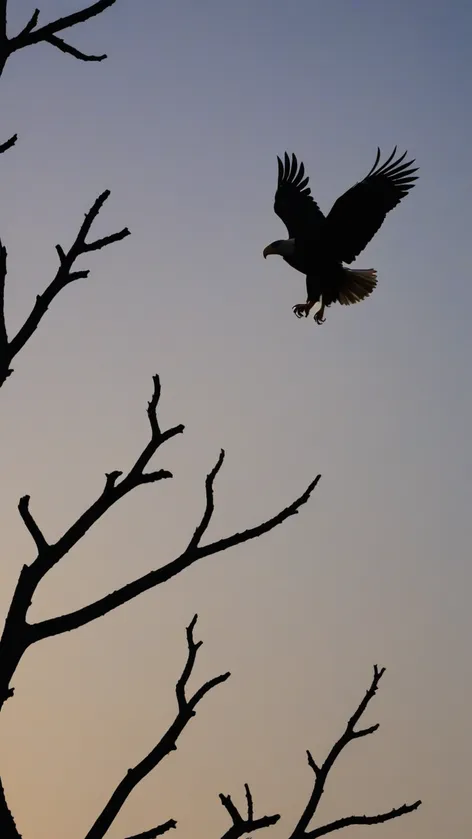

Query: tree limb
[289,666,421,838]
[8,1,116,61]
[125,820,177,839]
[219,784,280,839]
[307,801,422,838]
[3,189,129,383]
[18,495,49,552]
[0,133,16,154]
[29,467,320,642]
[83,616,230,839]
[0,242,8,358]
[43,33,106,62]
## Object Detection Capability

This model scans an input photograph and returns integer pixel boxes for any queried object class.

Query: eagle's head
[263,238,295,258]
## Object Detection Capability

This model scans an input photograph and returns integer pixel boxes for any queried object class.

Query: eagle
[263,148,418,324]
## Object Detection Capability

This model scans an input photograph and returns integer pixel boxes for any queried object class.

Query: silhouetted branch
[187,448,225,550]
[0,373,319,706]
[307,801,422,838]
[125,820,177,839]
[29,467,320,642]
[6,1,116,65]
[1,189,129,384]
[18,495,49,552]
[0,133,16,153]
[219,784,280,839]
[0,242,7,357]
[43,33,106,62]
[289,666,421,838]
[84,616,230,839]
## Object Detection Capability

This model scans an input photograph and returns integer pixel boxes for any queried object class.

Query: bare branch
[0,133,17,154]
[219,785,280,839]
[187,449,225,551]
[289,666,414,839]
[17,8,40,39]
[84,620,229,839]
[43,33,106,62]
[244,783,253,823]
[0,242,8,359]
[175,614,201,711]
[0,377,186,706]
[6,189,130,374]
[9,1,117,58]
[18,495,49,552]
[306,750,321,776]
[29,471,320,641]
[307,801,422,838]
[125,819,177,839]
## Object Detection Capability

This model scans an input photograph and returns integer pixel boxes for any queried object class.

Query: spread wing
[274,152,325,239]
[325,148,418,264]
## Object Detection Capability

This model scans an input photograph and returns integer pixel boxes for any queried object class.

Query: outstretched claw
[292,303,309,318]
[313,302,326,324]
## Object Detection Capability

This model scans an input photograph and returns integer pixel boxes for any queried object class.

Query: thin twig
[43,33,106,61]
[84,619,230,839]
[18,495,49,552]
[219,785,280,839]
[125,818,177,839]
[307,801,422,838]
[187,449,225,550]
[289,666,421,838]
[6,189,129,374]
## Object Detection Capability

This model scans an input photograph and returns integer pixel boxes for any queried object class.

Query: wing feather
[325,148,418,264]
[273,152,325,239]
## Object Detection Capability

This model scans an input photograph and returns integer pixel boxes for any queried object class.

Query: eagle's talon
[292,303,307,318]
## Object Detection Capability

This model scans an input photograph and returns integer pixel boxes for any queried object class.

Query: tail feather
[338,268,378,306]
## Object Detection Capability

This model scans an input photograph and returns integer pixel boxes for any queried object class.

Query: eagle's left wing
[325,148,418,264]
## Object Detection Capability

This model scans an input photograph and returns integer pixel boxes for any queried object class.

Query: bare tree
[0,3,421,839]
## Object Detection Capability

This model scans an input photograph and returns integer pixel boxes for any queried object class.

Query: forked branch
[84,616,230,839]
[0,189,129,383]
[219,784,280,839]
[289,666,421,839]
[2,1,117,70]
[0,375,319,709]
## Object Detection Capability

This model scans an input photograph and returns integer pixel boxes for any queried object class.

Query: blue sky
[0,2,471,838]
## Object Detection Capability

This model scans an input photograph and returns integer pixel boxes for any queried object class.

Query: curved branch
[307,801,422,838]
[30,471,321,641]
[84,617,230,839]
[125,821,177,839]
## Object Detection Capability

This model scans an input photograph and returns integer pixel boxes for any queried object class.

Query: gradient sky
[0,1,471,838]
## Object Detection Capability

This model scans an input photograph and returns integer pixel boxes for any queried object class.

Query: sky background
[0,1,471,837]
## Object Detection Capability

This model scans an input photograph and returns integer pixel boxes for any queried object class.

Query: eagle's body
[263,148,418,323]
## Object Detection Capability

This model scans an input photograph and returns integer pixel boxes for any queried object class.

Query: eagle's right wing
[274,153,325,239]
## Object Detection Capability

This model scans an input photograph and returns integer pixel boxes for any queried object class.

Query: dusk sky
[0,1,471,838]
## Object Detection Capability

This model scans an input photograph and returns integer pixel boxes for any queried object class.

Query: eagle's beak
[263,244,274,259]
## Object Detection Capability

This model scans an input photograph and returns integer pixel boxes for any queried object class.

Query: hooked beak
[263,244,275,259]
